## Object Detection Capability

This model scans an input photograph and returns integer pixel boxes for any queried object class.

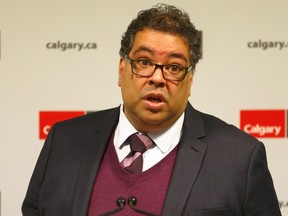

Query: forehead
[130,29,190,62]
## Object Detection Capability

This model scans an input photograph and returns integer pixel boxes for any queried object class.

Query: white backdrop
[0,0,287,215]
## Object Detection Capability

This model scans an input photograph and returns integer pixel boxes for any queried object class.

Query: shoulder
[201,111,258,144]
[187,107,267,168]
[48,106,120,139]
[56,106,120,127]
[185,104,262,150]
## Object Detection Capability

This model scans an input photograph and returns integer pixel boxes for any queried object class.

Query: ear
[188,71,194,97]
[118,57,125,87]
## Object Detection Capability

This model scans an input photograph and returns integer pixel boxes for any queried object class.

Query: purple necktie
[121,133,154,174]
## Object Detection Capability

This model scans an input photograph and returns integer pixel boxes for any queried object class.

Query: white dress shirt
[113,104,184,171]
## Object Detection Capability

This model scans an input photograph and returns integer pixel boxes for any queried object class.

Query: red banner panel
[240,110,286,138]
[39,111,85,140]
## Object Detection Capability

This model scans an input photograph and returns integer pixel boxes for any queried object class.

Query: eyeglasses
[126,55,193,81]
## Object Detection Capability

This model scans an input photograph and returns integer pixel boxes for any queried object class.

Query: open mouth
[143,93,166,110]
[144,92,165,102]
[147,96,163,103]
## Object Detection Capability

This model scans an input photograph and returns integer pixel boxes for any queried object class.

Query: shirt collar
[114,104,138,149]
[114,104,184,153]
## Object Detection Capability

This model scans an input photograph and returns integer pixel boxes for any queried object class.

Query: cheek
[120,74,139,98]
[120,73,133,89]
[171,81,192,103]
[118,71,130,89]
[118,73,130,88]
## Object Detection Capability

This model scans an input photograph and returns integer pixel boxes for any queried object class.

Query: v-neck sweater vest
[88,134,179,216]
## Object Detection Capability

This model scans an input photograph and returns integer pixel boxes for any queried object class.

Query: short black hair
[119,3,201,69]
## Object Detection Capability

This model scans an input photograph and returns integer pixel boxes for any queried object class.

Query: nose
[148,67,166,86]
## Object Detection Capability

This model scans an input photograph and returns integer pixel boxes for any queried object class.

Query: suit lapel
[162,103,207,215]
[72,107,120,216]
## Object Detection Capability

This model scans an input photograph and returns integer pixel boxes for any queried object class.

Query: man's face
[118,28,193,132]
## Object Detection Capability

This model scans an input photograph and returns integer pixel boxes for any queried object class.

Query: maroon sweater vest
[88,135,178,216]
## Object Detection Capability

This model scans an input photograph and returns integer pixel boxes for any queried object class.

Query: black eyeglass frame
[125,54,193,81]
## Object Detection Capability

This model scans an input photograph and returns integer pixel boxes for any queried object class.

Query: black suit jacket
[22,103,281,216]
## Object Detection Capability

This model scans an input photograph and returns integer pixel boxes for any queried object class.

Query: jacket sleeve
[21,125,56,216]
[244,142,282,216]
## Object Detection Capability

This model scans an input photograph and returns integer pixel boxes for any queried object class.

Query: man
[22,3,281,216]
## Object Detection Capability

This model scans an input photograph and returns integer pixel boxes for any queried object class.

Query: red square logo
[240,110,286,138]
[39,111,85,140]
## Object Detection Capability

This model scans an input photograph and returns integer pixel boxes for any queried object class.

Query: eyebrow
[131,46,153,56]
[131,46,189,64]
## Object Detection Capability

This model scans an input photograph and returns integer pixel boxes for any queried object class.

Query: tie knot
[128,133,154,153]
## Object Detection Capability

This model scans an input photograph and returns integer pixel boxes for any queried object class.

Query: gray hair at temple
[119,3,202,70]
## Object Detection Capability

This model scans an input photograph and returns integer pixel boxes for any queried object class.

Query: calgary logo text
[240,110,287,138]
[46,41,97,51]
